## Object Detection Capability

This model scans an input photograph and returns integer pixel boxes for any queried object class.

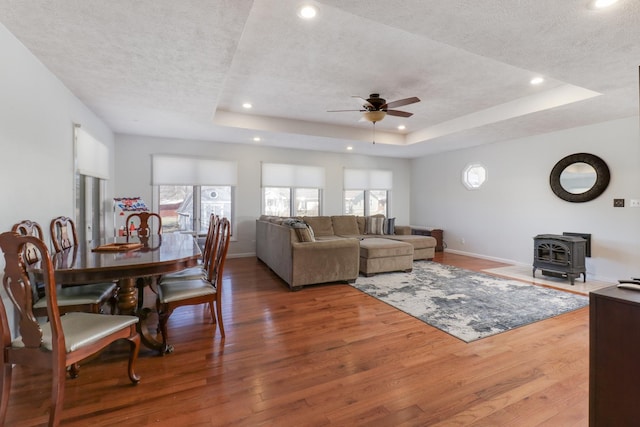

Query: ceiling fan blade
[386,109,413,118]
[351,96,374,108]
[382,96,420,109]
[327,109,366,112]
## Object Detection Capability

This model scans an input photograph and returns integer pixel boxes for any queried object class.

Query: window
[152,155,237,233]
[263,187,321,217]
[263,187,290,217]
[158,185,232,233]
[74,125,109,241]
[343,169,392,217]
[462,163,487,190]
[261,163,324,217]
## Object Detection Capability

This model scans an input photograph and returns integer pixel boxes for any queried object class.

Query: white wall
[411,117,640,282]
[114,134,412,256]
[0,23,115,334]
[0,24,115,234]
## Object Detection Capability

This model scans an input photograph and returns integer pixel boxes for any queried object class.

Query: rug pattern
[352,261,589,342]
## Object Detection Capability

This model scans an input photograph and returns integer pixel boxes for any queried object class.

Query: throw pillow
[366,215,384,235]
[383,217,396,235]
[306,222,315,240]
[291,221,316,242]
[295,226,315,242]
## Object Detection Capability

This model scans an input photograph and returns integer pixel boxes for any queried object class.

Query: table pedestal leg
[117,277,173,354]
[117,278,137,315]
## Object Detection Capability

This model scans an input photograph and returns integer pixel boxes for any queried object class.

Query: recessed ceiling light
[298,5,318,19]
[242,102,252,109]
[530,77,545,85]
[589,0,619,9]
[253,137,261,142]
[397,125,406,130]
[346,146,353,151]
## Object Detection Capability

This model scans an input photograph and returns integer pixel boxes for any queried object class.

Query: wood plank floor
[5,252,590,426]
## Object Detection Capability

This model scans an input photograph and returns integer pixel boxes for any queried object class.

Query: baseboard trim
[444,248,523,266]
[443,249,616,284]
[228,252,256,259]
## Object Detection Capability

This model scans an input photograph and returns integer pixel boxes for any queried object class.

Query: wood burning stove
[533,234,586,285]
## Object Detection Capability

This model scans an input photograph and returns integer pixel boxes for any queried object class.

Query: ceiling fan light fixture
[363,110,386,123]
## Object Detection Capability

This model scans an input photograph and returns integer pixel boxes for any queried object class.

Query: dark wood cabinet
[590,286,640,426]
[411,228,443,252]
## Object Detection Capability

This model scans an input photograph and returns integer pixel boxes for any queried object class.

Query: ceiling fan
[328,93,420,123]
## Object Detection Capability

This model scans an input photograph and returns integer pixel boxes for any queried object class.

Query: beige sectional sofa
[255,215,437,291]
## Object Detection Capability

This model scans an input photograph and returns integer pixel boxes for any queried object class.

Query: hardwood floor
[5,253,590,426]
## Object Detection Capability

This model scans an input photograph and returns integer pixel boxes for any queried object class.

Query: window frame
[262,186,323,217]
[156,184,235,236]
[462,163,488,190]
[343,189,389,217]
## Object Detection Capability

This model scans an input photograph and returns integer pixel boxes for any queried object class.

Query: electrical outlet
[630,199,640,208]
[614,198,625,207]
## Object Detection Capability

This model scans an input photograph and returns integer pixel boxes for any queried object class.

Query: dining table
[49,233,201,353]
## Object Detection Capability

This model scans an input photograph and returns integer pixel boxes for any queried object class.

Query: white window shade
[152,155,237,185]
[262,163,325,188]
[76,126,110,179]
[344,169,392,190]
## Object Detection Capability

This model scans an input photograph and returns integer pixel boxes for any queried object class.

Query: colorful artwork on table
[114,197,149,212]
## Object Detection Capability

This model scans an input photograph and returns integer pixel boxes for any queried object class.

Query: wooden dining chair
[13,219,115,317]
[10,220,45,297]
[156,217,230,353]
[158,214,219,284]
[0,231,141,427]
[126,212,162,238]
[48,216,118,315]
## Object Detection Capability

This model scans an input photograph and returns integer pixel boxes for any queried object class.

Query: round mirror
[559,162,597,194]
[550,153,609,203]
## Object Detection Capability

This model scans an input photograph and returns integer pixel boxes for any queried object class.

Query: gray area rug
[352,261,589,342]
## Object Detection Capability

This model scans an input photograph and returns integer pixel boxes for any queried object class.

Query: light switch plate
[614,198,625,207]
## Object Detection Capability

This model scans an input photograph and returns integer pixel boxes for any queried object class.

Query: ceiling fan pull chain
[373,121,376,144]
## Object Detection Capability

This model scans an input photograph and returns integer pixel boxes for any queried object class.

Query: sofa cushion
[331,216,360,235]
[365,215,385,235]
[302,216,334,237]
[356,216,366,235]
[359,237,414,258]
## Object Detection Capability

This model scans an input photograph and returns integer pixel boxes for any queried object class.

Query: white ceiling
[1,0,638,158]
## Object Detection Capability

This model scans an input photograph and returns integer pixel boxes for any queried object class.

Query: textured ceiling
[1,0,638,158]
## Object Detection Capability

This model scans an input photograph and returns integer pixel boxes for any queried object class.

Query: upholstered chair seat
[158,278,216,303]
[11,312,139,352]
[32,283,118,313]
